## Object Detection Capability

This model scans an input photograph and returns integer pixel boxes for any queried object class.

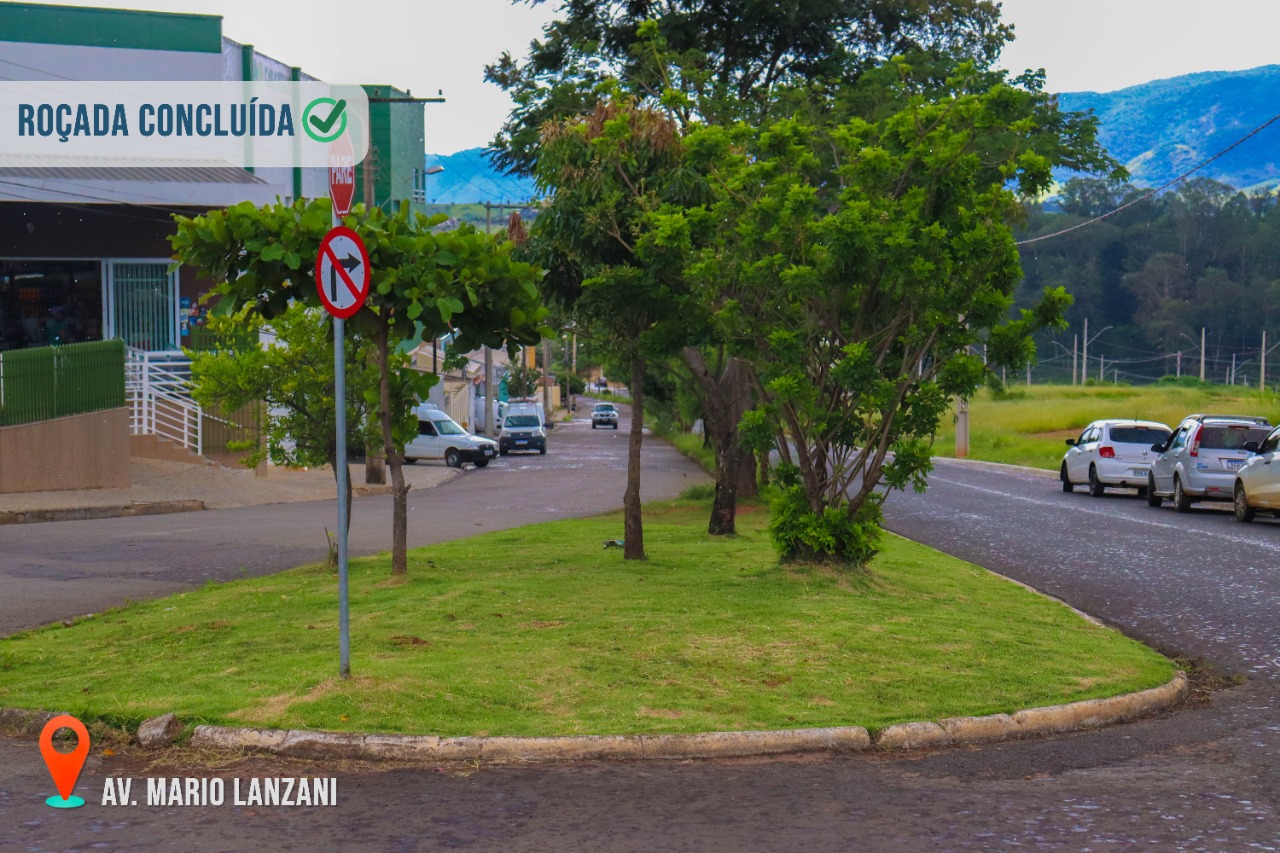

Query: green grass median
[0,497,1173,737]
[935,383,1280,470]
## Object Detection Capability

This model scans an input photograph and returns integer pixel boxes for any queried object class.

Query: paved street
[5,445,1280,849]
[0,408,705,634]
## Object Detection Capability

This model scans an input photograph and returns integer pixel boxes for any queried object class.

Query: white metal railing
[125,347,203,456]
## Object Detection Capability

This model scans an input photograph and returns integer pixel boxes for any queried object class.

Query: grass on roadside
[933,383,1280,470]
[665,430,716,474]
[0,498,1173,738]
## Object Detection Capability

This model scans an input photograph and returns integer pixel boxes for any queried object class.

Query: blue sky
[13,0,1280,153]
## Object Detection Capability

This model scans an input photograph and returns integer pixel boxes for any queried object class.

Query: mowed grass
[934,383,1280,470]
[0,498,1173,737]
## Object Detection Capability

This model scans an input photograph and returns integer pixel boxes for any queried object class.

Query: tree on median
[171,199,548,575]
[675,61,1116,565]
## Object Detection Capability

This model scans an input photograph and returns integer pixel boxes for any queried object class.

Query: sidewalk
[0,457,458,522]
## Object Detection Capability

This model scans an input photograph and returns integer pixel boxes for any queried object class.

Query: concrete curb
[0,500,206,525]
[0,672,1188,763]
[156,671,1189,764]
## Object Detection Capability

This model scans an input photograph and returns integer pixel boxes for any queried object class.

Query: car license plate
[516,440,528,445]
[1225,459,1244,471]
[1131,468,1147,476]
[484,448,493,455]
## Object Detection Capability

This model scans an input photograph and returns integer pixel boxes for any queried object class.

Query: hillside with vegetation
[1058,65,1280,191]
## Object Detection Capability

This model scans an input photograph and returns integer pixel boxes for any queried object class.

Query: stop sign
[328,135,356,217]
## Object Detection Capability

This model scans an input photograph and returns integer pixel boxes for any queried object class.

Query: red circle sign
[328,135,356,217]
[315,226,371,319]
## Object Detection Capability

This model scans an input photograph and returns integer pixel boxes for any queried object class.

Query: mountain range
[424,65,1280,202]
[1058,65,1280,191]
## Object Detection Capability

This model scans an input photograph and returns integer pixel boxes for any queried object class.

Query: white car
[1061,419,1171,496]
[1233,425,1280,521]
[404,404,497,468]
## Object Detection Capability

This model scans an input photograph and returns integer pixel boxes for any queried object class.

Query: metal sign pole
[333,207,351,680]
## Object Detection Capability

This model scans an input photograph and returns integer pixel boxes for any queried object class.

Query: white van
[507,399,549,429]
[405,403,498,468]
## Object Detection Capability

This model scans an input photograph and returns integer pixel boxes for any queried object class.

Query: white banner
[0,81,369,168]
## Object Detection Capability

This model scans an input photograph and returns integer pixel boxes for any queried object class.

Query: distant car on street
[1148,414,1272,511]
[1061,419,1171,496]
[498,413,547,455]
[591,402,619,430]
[1233,424,1280,521]
[404,404,497,468]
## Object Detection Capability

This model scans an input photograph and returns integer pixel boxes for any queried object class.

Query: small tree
[188,304,398,531]
[529,98,699,560]
[172,199,547,575]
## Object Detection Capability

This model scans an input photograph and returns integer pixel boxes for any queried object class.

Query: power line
[1017,111,1280,246]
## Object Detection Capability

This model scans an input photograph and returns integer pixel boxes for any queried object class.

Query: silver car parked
[1232,425,1280,522]
[1148,414,1272,512]
[1061,419,1171,496]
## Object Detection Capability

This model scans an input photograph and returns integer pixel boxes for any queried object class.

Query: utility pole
[478,201,532,433]
[571,331,578,414]
[955,397,969,458]
[1262,331,1268,392]
[1082,318,1089,383]
[1072,334,1078,385]
[482,348,494,435]
[1177,351,1182,378]
[1231,352,1237,385]
[542,338,552,414]
[1200,326,1206,382]
[1099,353,1104,382]
[362,146,385,485]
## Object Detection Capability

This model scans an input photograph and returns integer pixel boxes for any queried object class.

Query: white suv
[1061,419,1171,497]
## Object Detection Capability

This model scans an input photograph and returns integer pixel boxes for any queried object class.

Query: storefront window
[0,260,102,350]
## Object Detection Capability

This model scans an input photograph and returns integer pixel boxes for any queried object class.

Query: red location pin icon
[40,714,90,809]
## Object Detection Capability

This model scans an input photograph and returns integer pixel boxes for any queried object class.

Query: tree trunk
[375,324,409,576]
[709,437,741,535]
[737,447,758,497]
[327,447,352,565]
[623,355,646,560]
[364,442,386,485]
[679,348,755,536]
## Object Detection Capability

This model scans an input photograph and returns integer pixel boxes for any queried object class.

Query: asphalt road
[0,408,706,634]
[5,444,1280,849]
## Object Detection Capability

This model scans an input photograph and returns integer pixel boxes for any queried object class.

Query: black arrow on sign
[329,252,363,302]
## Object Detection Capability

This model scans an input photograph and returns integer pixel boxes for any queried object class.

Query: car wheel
[1173,476,1193,513]
[403,456,416,465]
[499,448,508,456]
[474,459,490,468]
[1234,481,1256,522]
[592,423,597,429]
[444,449,462,468]
[539,446,547,455]
[1060,463,1073,493]
[1088,465,1105,497]
[613,423,618,430]
[1146,473,1162,507]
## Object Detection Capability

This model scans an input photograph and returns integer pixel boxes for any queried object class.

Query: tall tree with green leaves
[529,98,701,559]
[172,199,547,575]
[670,61,1114,565]
[490,0,1026,537]
[486,0,1010,172]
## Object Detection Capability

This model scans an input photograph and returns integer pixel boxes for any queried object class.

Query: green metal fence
[186,324,260,354]
[0,340,126,427]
